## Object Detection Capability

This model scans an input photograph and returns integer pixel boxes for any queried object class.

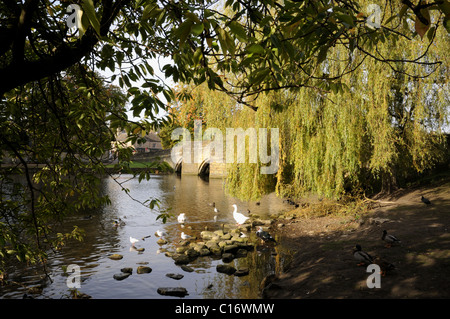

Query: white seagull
[232,204,249,225]
[130,236,139,246]
[155,230,167,237]
[177,213,186,223]
[181,232,192,240]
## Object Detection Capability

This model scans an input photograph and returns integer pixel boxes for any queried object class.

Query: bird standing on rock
[155,230,167,238]
[130,237,139,246]
[256,227,277,244]
[177,213,186,223]
[181,232,192,240]
[232,204,249,225]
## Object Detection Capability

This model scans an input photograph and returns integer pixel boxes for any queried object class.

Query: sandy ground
[263,178,450,299]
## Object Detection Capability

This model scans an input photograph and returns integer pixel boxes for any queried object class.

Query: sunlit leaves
[81,0,101,36]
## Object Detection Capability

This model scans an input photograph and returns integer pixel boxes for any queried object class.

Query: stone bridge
[131,142,226,178]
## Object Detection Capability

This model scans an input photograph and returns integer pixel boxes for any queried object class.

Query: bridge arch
[174,158,182,174]
[198,159,210,176]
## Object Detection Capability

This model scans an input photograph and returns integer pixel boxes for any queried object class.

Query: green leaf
[247,43,265,55]
[251,68,270,85]
[193,47,203,66]
[216,26,228,54]
[317,45,329,64]
[191,23,204,36]
[398,4,409,19]
[335,13,354,27]
[427,26,436,41]
[228,21,247,42]
[176,20,194,47]
[81,0,101,36]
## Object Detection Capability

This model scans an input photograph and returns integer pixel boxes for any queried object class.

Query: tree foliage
[0,0,449,275]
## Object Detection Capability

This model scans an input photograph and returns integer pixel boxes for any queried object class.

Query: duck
[353,244,373,266]
[214,207,219,213]
[256,227,277,244]
[232,204,249,225]
[381,230,401,247]
[373,256,395,276]
[177,213,186,223]
[113,218,126,227]
[421,196,431,205]
[130,236,139,246]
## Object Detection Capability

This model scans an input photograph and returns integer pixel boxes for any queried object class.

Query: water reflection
[1,174,293,299]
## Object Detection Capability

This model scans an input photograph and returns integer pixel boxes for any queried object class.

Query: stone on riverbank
[172,253,190,265]
[222,253,234,263]
[235,248,248,258]
[234,268,249,277]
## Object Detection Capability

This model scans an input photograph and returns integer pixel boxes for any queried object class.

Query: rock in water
[137,266,152,274]
[166,273,184,280]
[222,253,234,263]
[234,268,249,277]
[157,287,188,297]
[113,273,131,281]
[181,265,194,272]
[216,264,236,275]
[120,267,133,274]
[108,254,123,260]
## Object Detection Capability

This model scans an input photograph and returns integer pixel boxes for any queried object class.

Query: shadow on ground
[264,180,450,299]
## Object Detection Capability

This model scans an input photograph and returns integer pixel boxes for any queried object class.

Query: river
[1,174,294,299]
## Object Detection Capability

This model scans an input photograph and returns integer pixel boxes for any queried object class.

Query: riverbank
[264,176,450,299]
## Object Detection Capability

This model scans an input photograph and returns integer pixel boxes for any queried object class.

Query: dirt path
[264,179,450,299]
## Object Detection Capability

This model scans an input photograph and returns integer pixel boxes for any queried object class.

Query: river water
[1,174,294,299]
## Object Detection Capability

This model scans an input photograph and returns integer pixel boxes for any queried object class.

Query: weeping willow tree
[184,0,450,201]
